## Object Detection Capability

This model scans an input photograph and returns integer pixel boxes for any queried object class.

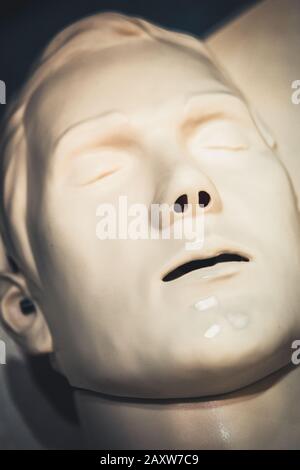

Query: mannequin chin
[0,9,300,449]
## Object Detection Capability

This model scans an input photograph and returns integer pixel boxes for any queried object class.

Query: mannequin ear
[0,244,53,354]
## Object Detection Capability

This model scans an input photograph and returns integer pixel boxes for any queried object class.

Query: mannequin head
[1,12,300,399]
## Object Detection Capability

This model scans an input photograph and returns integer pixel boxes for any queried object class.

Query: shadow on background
[5,355,84,449]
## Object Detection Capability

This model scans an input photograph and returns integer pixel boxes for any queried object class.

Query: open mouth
[162,252,250,282]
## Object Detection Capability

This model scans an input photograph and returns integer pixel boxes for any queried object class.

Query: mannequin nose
[174,191,211,213]
[154,163,222,232]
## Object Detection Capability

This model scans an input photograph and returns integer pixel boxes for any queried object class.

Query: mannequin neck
[74,365,300,449]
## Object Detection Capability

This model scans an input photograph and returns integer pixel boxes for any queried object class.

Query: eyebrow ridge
[52,112,141,166]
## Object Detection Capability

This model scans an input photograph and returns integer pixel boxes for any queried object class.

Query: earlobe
[0,272,53,354]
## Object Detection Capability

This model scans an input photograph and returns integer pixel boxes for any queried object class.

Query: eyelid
[65,148,131,186]
[79,166,121,186]
[188,120,250,152]
[199,143,249,151]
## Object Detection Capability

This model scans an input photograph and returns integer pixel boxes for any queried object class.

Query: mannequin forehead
[24,39,232,155]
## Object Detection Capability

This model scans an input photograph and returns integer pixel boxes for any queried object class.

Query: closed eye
[65,149,130,187]
[188,120,250,153]
[200,144,247,151]
[80,166,121,186]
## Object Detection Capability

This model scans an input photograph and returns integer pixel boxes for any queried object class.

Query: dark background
[0,0,260,450]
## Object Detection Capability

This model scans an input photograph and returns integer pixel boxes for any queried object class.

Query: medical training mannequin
[1,8,300,449]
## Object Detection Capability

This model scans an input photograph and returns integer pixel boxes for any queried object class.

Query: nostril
[198,191,211,208]
[174,194,188,213]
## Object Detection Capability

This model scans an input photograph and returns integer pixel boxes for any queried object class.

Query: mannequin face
[21,38,300,398]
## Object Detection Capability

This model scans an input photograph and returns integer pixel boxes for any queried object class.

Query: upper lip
[161,244,251,282]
